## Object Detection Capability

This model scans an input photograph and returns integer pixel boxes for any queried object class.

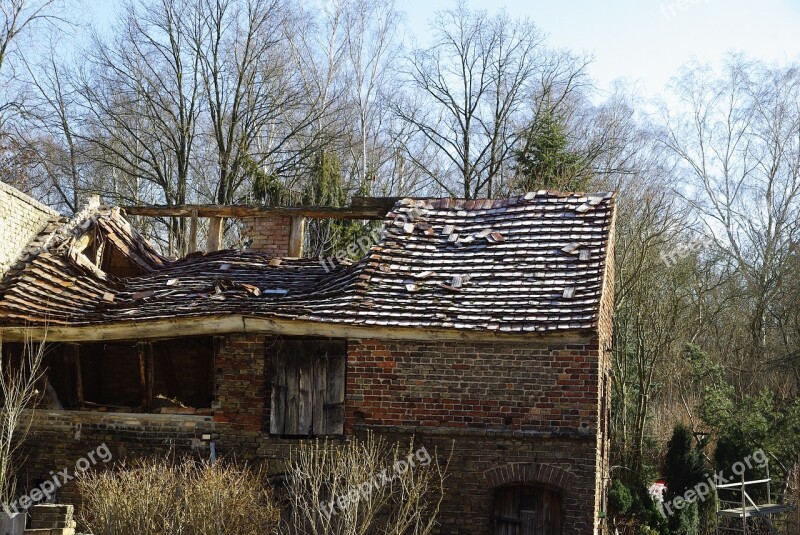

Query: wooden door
[493,486,562,535]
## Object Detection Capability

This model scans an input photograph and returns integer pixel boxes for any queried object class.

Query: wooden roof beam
[121,204,389,220]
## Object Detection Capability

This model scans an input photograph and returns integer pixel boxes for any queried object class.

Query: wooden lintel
[0,315,592,346]
[122,204,387,220]
[206,217,223,252]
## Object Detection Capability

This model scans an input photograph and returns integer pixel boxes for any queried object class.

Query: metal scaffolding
[715,460,790,535]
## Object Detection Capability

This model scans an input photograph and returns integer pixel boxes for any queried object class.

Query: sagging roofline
[0,315,598,345]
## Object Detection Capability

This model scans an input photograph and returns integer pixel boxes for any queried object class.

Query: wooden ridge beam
[122,204,388,220]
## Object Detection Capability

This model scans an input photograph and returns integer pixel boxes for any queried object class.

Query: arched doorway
[492,485,563,535]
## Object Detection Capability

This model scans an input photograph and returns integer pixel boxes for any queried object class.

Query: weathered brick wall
[165,333,604,531]
[345,338,600,435]
[242,216,291,256]
[342,337,602,533]
[349,427,598,534]
[213,335,266,433]
[0,181,59,278]
[20,332,604,534]
[595,203,616,528]
[18,411,216,506]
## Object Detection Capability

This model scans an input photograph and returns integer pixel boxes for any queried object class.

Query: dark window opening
[492,485,563,535]
[151,338,214,409]
[269,337,346,437]
[81,342,142,407]
[9,336,215,413]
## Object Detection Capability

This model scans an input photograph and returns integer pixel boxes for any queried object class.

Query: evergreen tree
[303,151,373,258]
[663,424,704,535]
[245,155,289,205]
[513,109,587,192]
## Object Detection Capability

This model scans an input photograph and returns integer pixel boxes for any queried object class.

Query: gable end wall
[0,182,59,278]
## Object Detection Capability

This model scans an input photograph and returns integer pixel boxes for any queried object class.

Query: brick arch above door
[484,463,577,491]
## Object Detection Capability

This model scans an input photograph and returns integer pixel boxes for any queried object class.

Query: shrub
[608,479,634,515]
[77,456,280,535]
[281,432,449,535]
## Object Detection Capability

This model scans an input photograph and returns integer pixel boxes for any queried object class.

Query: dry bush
[0,335,45,503]
[77,456,280,535]
[281,432,449,535]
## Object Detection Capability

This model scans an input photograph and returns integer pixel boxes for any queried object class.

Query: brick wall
[19,411,216,506]
[345,427,598,534]
[242,216,291,256]
[342,337,602,533]
[20,332,605,534]
[213,334,267,434]
[346,338,600,435]
[595,204,616,527]
[0,181,59,278]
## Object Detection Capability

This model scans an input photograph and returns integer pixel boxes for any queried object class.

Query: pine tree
[663,424,704,535]
[513,109,586,192]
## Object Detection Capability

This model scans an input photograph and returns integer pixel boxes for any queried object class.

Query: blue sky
[81,0,800,98]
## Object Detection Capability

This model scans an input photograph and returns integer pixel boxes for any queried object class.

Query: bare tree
[663,56,800,394]
[193,0,316,205]
[0,0,67,118]
[396,2,588,198]
[80,0,202,253]
[17,45,85,212]
[341,0,400,189]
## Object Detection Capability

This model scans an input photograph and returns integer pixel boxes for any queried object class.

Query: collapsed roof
[0,191,615,338]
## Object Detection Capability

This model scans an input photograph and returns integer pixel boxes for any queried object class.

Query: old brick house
[0,181,615,534]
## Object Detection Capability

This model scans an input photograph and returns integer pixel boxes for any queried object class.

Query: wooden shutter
[270,338,346,436]
[269,341,287,435]
[323,346,346,435]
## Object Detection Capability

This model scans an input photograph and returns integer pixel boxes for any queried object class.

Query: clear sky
[81,0,800,98]
[403,0,800,97]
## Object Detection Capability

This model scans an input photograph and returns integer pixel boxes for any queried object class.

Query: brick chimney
[242,216,304,257]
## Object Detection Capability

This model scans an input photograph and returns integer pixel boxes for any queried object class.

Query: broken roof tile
[0,191,616,334]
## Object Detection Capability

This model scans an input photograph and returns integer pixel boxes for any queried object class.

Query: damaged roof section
[0,191,615,334]
[0,203,166,324]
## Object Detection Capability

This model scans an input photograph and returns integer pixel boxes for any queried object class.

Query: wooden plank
[206,217,223,252]
[324,341,346,434]
[269,343,286,435]
[145,343,154,409]
[187,209,198,254]
[138,343,147,409]
[284,343,300,435]
[297,349,313,435]
[73,345,83,408]
[312,345,327,435]
[288,216,305,257]
[0,316,589,345]
[136,342,154,410]
[123,204,387,220]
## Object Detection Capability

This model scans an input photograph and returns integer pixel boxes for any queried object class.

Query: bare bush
[77,456,280,535]
[281,432,448,535]
[0,335,45,504]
